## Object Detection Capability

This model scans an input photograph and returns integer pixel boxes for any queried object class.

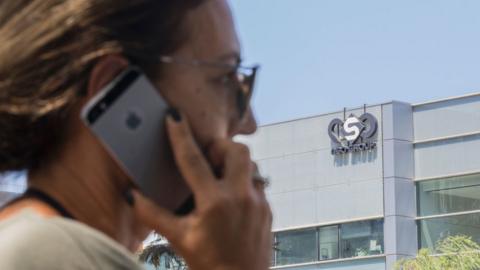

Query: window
[340,220,384,258]
[319,226,339,261]
[417,174,480,216]
[419,213,480,251]
[272,219,384,267]
[275,228,318,266]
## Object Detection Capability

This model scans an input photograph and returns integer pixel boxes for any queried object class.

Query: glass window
[319,225,339,261]
[275,228,318,266]
[417,174,480,216]
[340,219,384,258]
[419,213,480,251]
[271,234,276,267]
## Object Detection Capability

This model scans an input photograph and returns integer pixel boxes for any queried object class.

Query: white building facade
[239,94,480,270]
[1,94,480,270]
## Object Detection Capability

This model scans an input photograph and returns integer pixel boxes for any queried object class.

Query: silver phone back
[80,69,190,211]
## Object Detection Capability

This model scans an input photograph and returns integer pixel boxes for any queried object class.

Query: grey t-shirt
[0,209,145,270]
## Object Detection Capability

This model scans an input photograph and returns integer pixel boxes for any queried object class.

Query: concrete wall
[413,95,480,179]
[382,102,417,270]
[413,95,480,142]
[412,95,480,256]
[240,106,384,231]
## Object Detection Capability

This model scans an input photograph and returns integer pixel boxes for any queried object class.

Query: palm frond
[138,236,187,270]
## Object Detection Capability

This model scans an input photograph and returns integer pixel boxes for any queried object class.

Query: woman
[0,0,272,269]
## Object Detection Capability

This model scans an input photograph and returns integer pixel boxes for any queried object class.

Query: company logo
[328,113,378,155]
[126,110,142,130]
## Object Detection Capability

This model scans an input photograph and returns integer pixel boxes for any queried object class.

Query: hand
[132,110,272,270]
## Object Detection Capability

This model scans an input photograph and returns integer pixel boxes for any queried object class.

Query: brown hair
[0,0,205,172]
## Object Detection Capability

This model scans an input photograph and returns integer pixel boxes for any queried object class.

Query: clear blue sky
[231,0,480,125]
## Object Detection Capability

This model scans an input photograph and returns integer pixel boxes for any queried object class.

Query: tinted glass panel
[419,213,480,251]
[340,220,384,258]
[319,225,339,260]
[271,234,276,267]
[276,229,318,266]
[417,174,480,216]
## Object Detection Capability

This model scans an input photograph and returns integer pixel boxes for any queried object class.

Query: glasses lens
[235,67,257,118]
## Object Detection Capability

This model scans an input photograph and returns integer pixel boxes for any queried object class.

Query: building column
[382,102,417,270]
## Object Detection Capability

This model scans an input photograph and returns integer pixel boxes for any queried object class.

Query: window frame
[416,174,480,217]
[271,218,384,267]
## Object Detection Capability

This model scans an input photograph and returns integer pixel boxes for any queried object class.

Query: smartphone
[81,67,192,213]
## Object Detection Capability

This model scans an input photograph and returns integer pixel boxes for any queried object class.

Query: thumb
[131,189,186,242]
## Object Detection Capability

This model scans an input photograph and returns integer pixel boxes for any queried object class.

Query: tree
[396,235,480,270]
[138,234,187,270]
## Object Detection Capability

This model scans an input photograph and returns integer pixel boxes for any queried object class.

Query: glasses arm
[159,56,259,71]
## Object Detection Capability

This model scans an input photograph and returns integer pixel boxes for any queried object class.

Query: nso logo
[328,113,378,155]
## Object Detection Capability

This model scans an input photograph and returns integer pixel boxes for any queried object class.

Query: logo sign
[328,113,378,155]
[126,110,142,131]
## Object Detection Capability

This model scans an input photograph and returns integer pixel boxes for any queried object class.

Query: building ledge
[270,254,386,269]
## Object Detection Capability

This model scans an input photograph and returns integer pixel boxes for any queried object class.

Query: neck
[27,136,144,252]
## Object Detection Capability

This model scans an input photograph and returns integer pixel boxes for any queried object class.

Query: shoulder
[51,216,144,270]
[0,209,144,270]
[0,209,95,269]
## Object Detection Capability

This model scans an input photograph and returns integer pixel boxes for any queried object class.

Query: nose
[234,107,257,135]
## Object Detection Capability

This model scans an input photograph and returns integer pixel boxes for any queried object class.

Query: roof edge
[258,90,480,128]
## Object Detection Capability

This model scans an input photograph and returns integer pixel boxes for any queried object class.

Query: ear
[87,55,130,98]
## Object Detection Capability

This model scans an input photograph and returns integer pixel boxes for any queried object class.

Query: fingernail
[167,107,182,122]
[123,189,135,207]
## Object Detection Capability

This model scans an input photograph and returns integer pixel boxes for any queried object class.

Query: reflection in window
[272,219,384,267]
[417,174,480,216]
[271,235,277,267]
[319,226,339,261]
[275,229,318,266]
[340,220,384,258]
[419,213,480,251]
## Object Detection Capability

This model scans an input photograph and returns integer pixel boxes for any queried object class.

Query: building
[0,172,26,206]
[238,93,480,270]
[2,93,480,270]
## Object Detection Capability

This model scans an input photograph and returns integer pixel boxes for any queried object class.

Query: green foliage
[396,235,480,270]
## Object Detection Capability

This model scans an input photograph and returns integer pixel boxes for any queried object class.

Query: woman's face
[69,0,257,248]
[155,0,257,148]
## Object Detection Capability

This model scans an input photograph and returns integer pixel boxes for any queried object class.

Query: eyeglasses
[158,56,259,118]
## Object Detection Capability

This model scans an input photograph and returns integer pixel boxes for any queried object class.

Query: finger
[254,181,269,211]
[261,202,273,248]
[252,162,269,189]
[131,189,186,242]
[206,139,228,178]
[166,109,217,197]
[207,139,244,178]
[222,142,253,192]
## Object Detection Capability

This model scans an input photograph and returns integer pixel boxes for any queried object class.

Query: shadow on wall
[334,149,378,167]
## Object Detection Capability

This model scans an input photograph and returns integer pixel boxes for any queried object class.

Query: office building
[238,93,480,270]
[2,93,480,270]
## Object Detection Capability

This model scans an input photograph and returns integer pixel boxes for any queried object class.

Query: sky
[3,1,480,184]
[230,0,480,125]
